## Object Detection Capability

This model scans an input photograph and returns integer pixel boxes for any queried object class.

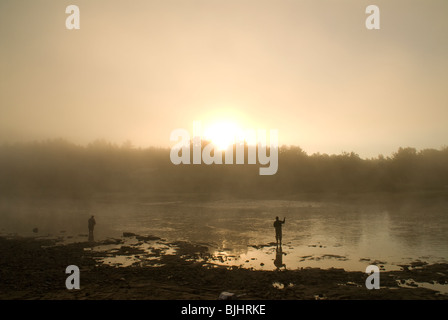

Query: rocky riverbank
[0,235,447,300]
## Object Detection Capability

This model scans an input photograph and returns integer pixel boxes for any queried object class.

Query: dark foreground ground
[0,236,447,300]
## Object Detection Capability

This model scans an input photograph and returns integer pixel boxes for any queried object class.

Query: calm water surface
[1,198,447,272]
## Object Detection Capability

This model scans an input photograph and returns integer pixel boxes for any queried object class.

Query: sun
[203,121,244,151]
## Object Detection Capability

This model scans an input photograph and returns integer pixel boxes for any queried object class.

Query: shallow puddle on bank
[397,279,448,295]
[88,236,178,268]
[272,282,294,290]
[201,243,411,272]
[98,255,141,267]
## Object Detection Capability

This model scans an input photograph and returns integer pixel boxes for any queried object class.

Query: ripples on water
[1,198,447,271]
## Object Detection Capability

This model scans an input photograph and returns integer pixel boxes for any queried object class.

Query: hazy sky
[1,0,447,158]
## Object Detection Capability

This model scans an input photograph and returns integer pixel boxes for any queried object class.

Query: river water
[1,197,447,272]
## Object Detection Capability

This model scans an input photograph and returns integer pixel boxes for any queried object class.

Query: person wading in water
[88,215,96,242]
[273,216,286,246]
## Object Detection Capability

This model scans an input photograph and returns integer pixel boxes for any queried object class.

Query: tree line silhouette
[0,139,447,199]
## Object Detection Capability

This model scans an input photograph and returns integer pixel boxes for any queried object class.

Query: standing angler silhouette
[88,215,96,242]
[273,216,285,246]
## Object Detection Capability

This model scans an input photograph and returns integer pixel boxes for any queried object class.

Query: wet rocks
[122,232,137,237]
[100,238,123,245]
[410,261,428,268]
[135,235,161,242]
[1,236,448,300]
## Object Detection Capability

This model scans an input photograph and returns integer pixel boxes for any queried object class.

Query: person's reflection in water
[88,215,96,242]
[274,246,286,270]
